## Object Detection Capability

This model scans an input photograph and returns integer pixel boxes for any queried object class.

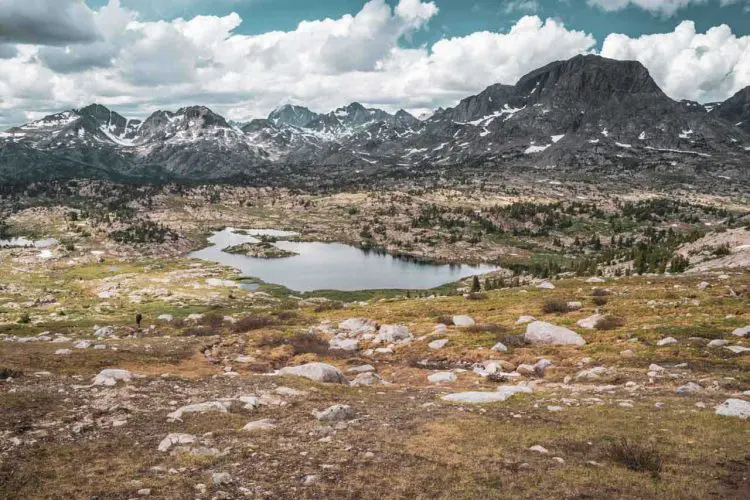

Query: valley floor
[0,182,749,499]
[0,250,748,498]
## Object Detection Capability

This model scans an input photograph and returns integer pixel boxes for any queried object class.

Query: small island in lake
[223,241,298,259]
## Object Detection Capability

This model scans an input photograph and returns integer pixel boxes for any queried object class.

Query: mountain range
[1,54,749,184]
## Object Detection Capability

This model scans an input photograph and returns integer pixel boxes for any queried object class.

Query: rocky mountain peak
[268,104,319,128]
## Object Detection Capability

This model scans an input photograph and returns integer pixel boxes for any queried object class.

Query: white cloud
[0,0,101,45]
[601,20,750,102]
[587,0,708,16]
[0,0,748,129]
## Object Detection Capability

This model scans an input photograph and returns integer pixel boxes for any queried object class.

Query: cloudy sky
[1,0,749,128]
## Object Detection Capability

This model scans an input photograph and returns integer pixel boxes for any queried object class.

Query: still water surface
[189,228,496,292]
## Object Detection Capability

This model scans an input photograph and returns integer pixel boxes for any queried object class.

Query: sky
[0,0,749,128]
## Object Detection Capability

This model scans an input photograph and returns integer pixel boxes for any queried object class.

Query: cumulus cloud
[601,21,750,102]
[587,0,706,16]
[0,0,748,129]
[0,0,101,45]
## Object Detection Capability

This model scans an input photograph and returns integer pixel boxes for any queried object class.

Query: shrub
[592,296,609,306]
[314,301,344,313]
[713,243,731,257]
[436,315,454,326]
[232,315,277,332]
[257,331,329,356]
[592,288,612,297]
[198,313,224,329]
[542,299,571,314]
[595,315,625,330]
[17,313,30,324]
[608,438,663,478]
[464,323,508,335]
[465,292,487,301]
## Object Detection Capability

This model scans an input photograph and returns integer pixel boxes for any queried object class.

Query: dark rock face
[714,86,750,133]
[1,55,749,184]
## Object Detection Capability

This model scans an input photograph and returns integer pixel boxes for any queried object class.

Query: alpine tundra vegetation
[1,0,749,499]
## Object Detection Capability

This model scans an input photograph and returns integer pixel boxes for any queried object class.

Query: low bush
[595,315,625,330]
[542,299,571,314]
[232,315,277,332]
[608,438,664,478]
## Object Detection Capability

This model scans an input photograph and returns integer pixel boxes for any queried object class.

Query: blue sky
[90,0,750,44]
[1,0,750,127]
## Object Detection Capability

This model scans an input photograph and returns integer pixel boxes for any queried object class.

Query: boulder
[725,345,750,354]
[675,382,703,394]
[537,281,555,289]
[351,372,383,386]
[376,324,412,344]
[731,326,750,337]
[657,337,678,346]
[428,372,457,384]
[442,385,532,403]
[278,362,348,384]
[93,326,115,338]
[338,318,378,335]
[167,401,230,421]
[586,277,606,283]
[329,337,359,352]
[452,315,475,327]
[515,315,536,325]
[491,342,508,353]
[707,339,729,348]
[575,366,611,381]
[567,301,583,311]
[92,369,135,386]
[428,338,449,350]
[242,419,276,432]
[158,433,196,452]
[576,314,604,330]
[715,399,750,419]
[315,404,354,421]
[157,314,173,322]
[525,321,586,346]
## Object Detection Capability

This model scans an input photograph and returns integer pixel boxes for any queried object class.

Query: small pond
[189,228,497,292]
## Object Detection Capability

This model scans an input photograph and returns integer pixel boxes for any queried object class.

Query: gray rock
[242,419,276,432]
[525,321,586,346]
[452,315,475,327]
[158,433,196,452]
[442,385,532,403]
[93,326,115,338]
[92,368,135,386]
[376,324,412,344]
[515,315,536,325]
[315,404,354,421]
[212,472,232,486]
[731,326,750,337]
[329,337,359,352]
[428,338,449,350]
[675,382,703,394]
[278,362,348,384]
[167,401,230,421]
[338,318,378,335]
[537,281,555,289]
[576,314,604,330]
[491,342,508,352]
[428,372,457,384]
[656,337,678,346]
[725,345,750,354]
[157,314,173,322]
[715,399,750,419]
[707,339,729,347]
[351,372,383,386]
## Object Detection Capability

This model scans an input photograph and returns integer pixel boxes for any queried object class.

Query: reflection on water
[189,228,496,292]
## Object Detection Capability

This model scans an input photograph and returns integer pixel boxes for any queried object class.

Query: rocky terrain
[0,178,748,498]
[1,55,749,187]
